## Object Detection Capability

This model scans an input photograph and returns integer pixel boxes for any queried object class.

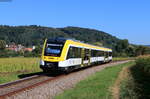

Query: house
[24,48,33,52]
[6,43,33,52]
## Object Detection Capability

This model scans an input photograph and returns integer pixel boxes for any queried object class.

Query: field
[0,57,41,84]
[55,61,134,99]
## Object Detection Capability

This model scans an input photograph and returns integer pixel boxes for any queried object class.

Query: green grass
[55,61,134,99]
[0,57,40,72]
[0,57,41,84]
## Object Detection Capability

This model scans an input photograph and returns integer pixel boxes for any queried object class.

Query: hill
[1,25,150,57]
[0,25,120,48]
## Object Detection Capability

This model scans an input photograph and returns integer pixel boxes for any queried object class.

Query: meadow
[0,57,41,84]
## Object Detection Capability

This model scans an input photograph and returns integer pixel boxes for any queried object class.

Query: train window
[91,50,98,57]
[91,50,105,57]
[74,47,81,58]
[85,49,89,56]
[67,46,81,59]
[97,51,99,56]
[91,50,94,57]
[84,49,90,60]
[109,52,112,56]
[95,50,98,57]
[101,51,105,56]
[78,48,81,57]
[105,52,109,58]
[98,51,104,57]
[67,47,73,58]
[95,50,97,57]
[104,52,106,57]
[91,50,95,57]
[44,43,64,57]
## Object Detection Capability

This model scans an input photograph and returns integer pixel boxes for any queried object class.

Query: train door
[104,51,109,62]
[104,52,106,62]
[81,48,84,67]
[81,48,90,67]
[88,49,91,65]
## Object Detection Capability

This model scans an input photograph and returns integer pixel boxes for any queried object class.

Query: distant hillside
[1,25,150,57]
[58,27,120,48]
[0,25,120,49]
[145,45,150,47]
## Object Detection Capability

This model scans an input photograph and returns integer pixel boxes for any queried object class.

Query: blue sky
[0,0,150,45]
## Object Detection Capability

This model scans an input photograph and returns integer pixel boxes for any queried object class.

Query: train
[40,37,112,73]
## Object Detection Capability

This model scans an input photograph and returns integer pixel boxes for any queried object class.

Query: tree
[126,45,136,56]
[135,45,150,56]
[32,45,42,57]
[0,40,6,50]
[115,39,129,52]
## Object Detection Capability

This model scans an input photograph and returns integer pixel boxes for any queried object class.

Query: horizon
[0,0,150,45]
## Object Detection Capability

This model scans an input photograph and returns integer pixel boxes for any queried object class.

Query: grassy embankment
[0,57,41,84]
[55,61,134,99]
[118,56,150,99]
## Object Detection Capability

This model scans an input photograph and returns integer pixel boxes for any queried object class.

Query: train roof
[47,37,67,43]
[47,37,82,43]
[47,37,112,52]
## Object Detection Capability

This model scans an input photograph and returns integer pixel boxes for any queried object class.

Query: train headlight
[40,60,45,66]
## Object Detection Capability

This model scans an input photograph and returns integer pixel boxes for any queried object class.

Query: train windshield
[44,43,63,57]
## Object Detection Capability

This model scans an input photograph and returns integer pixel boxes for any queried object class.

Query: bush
[0,49,20,57]
[119,56,150,99]
[135,56,150,74]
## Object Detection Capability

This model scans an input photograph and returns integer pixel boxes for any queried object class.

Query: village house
[6,43,34,52]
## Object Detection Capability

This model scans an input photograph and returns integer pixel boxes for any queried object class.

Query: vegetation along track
[0,60,131,99]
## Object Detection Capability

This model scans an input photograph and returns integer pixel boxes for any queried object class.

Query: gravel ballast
[6,61,130,99]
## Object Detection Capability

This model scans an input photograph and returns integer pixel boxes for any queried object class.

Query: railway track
[0,73,65,98]
[0,60,131,99]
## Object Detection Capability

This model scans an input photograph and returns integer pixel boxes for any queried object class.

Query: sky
[0,0,150,45]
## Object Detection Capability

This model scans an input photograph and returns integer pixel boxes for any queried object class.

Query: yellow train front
[40,38,112,73]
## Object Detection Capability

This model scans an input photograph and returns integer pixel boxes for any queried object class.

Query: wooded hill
[0,25,150,57]
[0,25,119,48]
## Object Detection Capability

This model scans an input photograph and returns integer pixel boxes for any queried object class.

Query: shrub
[135,56,150,74]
